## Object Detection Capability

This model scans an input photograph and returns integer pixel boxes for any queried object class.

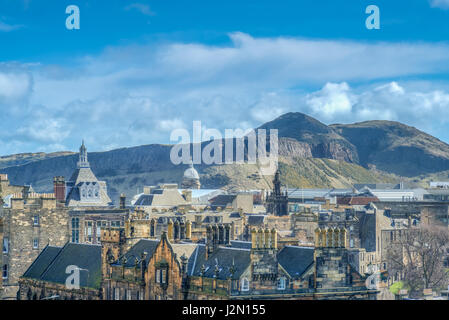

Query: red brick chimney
[53,176,66,204]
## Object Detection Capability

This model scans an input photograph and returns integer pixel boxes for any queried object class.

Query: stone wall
[1,196,69,299]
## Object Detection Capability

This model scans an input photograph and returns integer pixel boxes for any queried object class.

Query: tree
[386,225,449,297]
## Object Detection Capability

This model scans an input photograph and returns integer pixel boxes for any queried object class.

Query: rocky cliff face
[259,112,359,163]
[331,120,449,176]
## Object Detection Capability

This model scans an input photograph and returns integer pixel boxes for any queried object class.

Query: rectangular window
[71,217,80,243]
[72,230,79,243]
[126,290,132,300]
[277,277,286,290]
[85,221,93,242]
[114,288,120,300]
[96,223,102,242]
[33,238,39,249]
[33,215,39,226]
[3,237,8,253]
[155,269,161,283]
[161,269,166,284]
[2,265,7,280]
[111,221,121,228]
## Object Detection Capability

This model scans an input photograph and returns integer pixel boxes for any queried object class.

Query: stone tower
[314,227,352,290]
[250,227,278,281]
[266,169,288,216]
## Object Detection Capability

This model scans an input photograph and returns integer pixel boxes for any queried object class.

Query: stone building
[18,242,102,300]
[265,170,288,216]
[65,141,112,207]
[20,222,377,300]
[69,207,129,245]
[124,209,245,244]
[1,192,69,299]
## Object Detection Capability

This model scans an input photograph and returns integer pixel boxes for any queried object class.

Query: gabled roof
[209,194,237,208]
[230,240,252,250]
[113,239,159,267]
[246,215,266,225]
[23,245,63,279]
[191,246,251,280]
[277,246,314,279]
[22,242,102,290]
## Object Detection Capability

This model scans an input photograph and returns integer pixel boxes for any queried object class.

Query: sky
[1,0,449,155]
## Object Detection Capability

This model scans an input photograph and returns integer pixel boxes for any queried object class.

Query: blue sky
[1,0,449,154]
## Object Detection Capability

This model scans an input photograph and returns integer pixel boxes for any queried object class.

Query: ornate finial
[214,264,220,278]
[200,264,206,276]
[229,258,236,278]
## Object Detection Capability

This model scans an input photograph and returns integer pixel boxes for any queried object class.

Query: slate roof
[112,239,200,275]
[246,215,266,226]
[23,245,62,279]
[277,246,314,278]
[230,240,252,250]
[22,242,102,290]
[132,188,187,207]
[112,239,159,267]
[191,245,251,280]
[209,195,237,208]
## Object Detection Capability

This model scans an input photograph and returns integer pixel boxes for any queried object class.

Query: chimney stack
[53,176,66,204]
[120,193,126,209]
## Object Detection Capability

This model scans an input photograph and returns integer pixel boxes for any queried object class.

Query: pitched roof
[113,239,159,267]
[246,215,266,225]
[230,240,252,250]
[277,246,314,278]
[191,246,251,280]
[209,194,237,208]
[22,242,102,290]
[23,245,63,279]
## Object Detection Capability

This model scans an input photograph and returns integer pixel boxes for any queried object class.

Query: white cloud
[430,0,449,9]
[0,71,31,100]
[125,3,155,16]
[0,20,23,32]
[3,33,449,154]
[303,81,449,139]
[306,83,354,120]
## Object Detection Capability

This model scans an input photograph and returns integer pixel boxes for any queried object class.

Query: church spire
[77,140,89,168]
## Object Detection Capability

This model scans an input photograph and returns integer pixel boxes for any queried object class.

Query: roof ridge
[39,241,70,279]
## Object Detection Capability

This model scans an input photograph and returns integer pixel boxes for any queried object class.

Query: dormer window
[241,277,249,291]
[277,277,286,290]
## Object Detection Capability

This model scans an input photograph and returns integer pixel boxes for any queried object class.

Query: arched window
[241,277,249,291]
